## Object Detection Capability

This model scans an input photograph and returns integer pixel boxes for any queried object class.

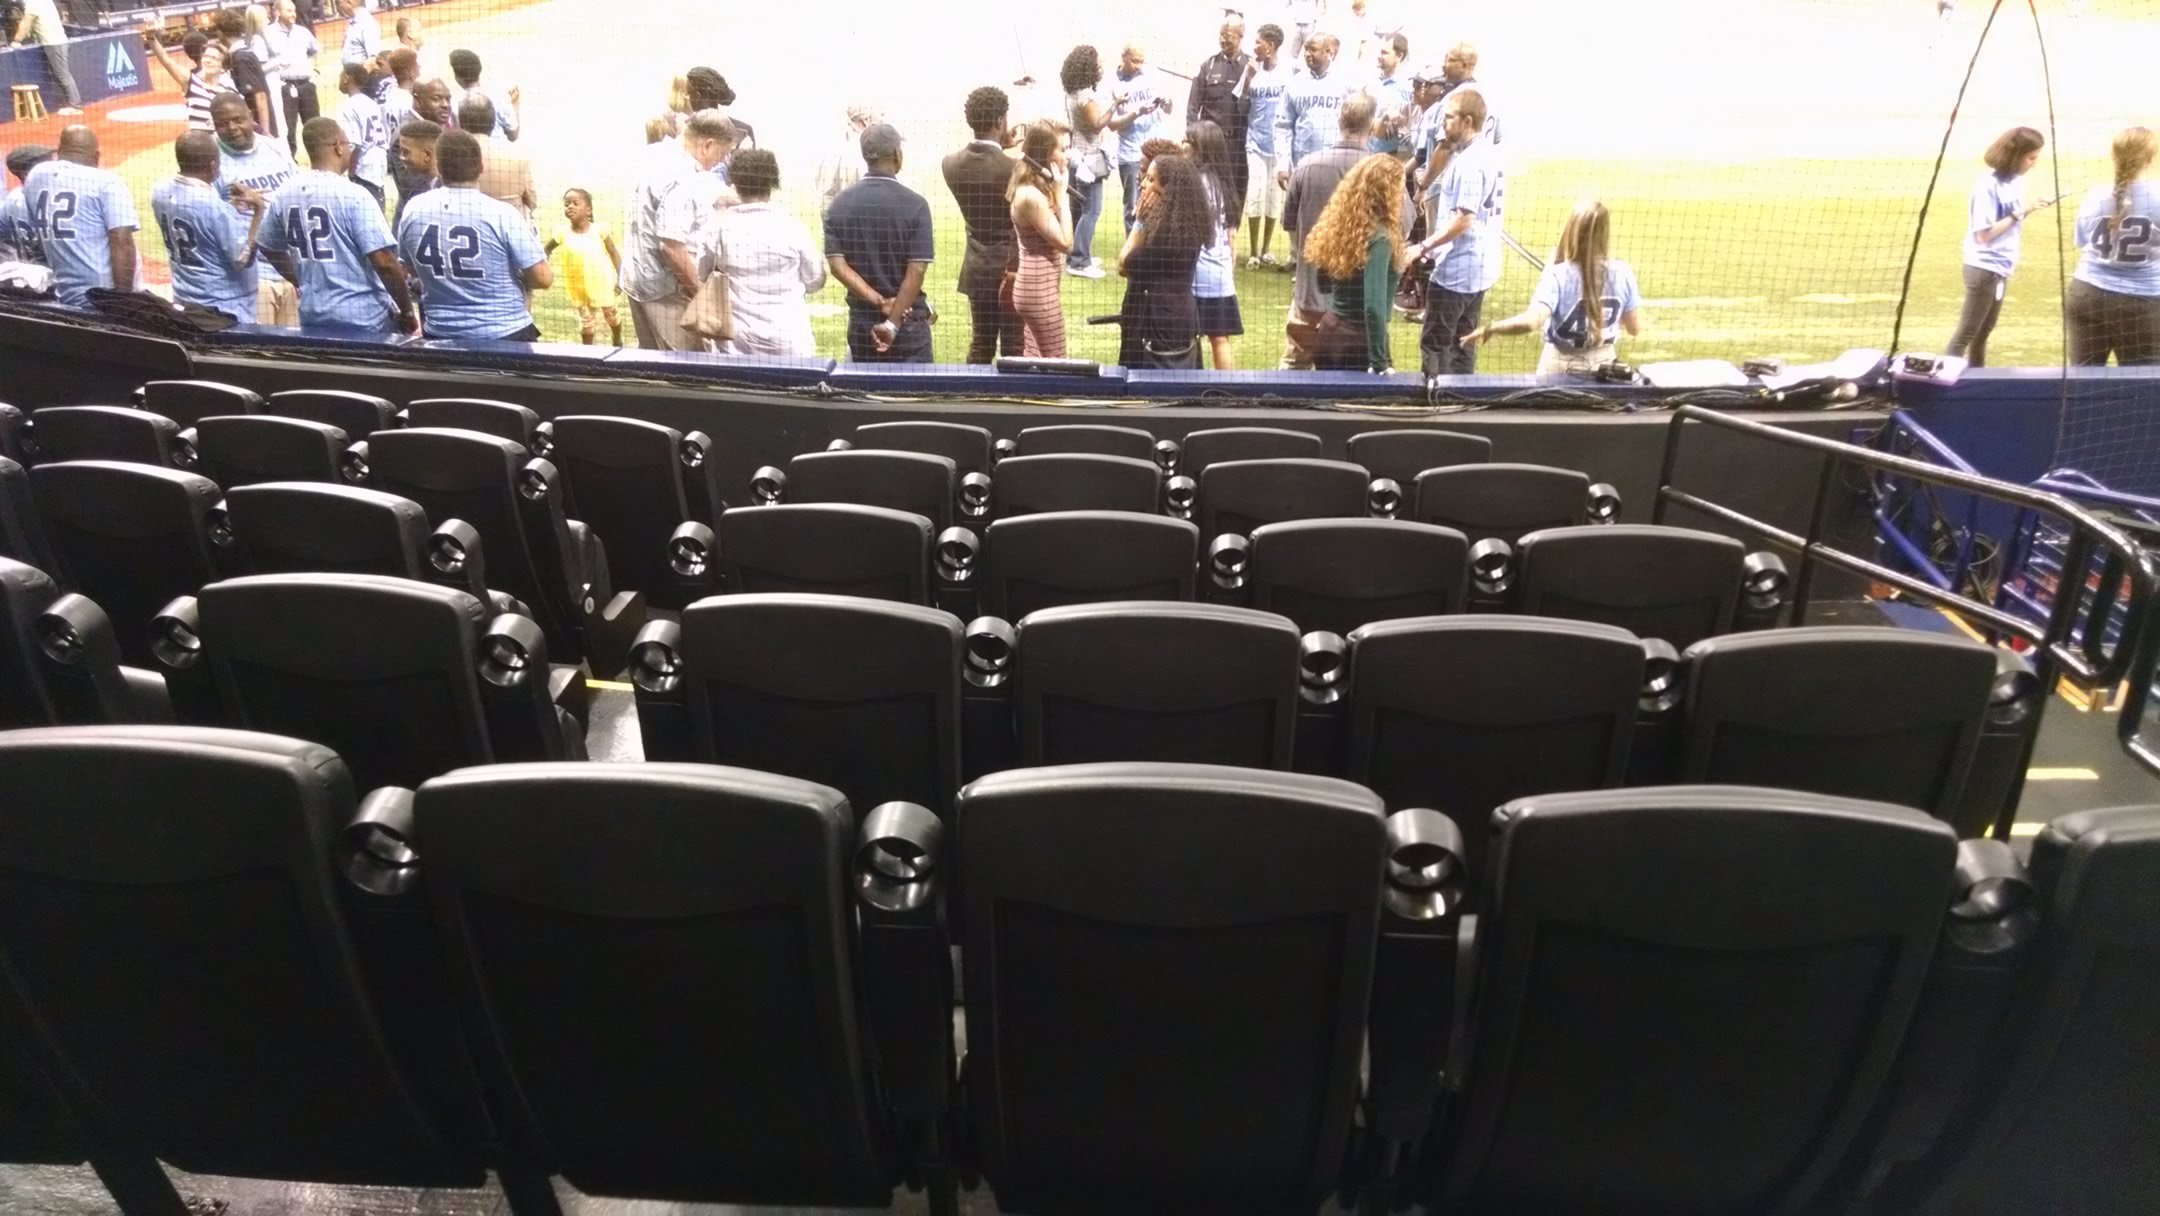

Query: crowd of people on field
[0,0,2153,372]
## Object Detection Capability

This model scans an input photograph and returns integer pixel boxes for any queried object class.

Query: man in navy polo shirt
[823,123,936,363]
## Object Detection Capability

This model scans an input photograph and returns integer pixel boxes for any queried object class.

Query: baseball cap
[860,123,904,160]
[1411,64,1445,84]
[6,145,53,183]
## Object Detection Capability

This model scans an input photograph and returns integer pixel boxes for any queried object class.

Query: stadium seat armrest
[854,801,953,1127]
[668,521,718,597]
[340,439,371,484]
[425,517,491,601]
[1468,537,1514,599]
[1368,808,1468,1148]
[961,616,1017,779]
[119,665,174,724]
[147,594,223,725]
[586,589,646,680]
[1735,550,1791,630]
[628,618,695,761]
[1207,532,1250,594]
[475,613,572,761]
[337,787,420,899]
[934,526,980,587]
[173,427,202,473]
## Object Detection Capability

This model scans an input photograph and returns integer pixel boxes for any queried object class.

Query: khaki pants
[629,294,710,352]
[257,278,299,327]
[1279,306,1325,370]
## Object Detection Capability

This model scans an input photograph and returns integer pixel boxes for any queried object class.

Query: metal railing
[1655,405,2160,778]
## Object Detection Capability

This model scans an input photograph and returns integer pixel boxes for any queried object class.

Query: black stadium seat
[23,405,189,469]
[29,460,225,665]
[1414,462,1606,545]
[191,414,351,486]
[411,762,952,1209]
[138,378,261,426]
[219,481,506,601]
[1178,425,1322,473]
[155,573,581,790]
[773,448,970,530]
[854,419,995,472]
[1514,523,1749,650]
[982,510,1197,618]
[1898,806,2160,1216]
[0,454,56,572]
[1340,615,1644,876]
[550,415,727,602]
[265,388,399,438]
[991,453,1160,516]
[366,427,633,670]
[1244,519,1469,635]
[1012,601,1302,768]
[1014,423,1157,461]
[630,594,965,814]
[0,402,25,463]
[0,726,489,1201]
[1678,625,2000,820]
[0,556,156,726]
[1195,457,1372,540]
[718,503,933,603]
[954,762,1403,1212]
[1347,428,1493,485]
[1423,785,1960,1216]
[404,397,548,452]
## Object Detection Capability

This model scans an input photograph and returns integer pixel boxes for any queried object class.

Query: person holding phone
[1949,127,2047,367]
[1007,121,1074,357]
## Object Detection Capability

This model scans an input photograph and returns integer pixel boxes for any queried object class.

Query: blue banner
[0,29,152,122]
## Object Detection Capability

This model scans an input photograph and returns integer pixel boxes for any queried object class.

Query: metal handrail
[1654,406,2160,777]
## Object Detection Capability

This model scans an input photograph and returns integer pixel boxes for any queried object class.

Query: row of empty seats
[0,728,2147,1215]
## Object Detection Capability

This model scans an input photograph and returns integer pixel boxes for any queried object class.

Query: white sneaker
[56,106,82,116]
[1260,253,1283,269]
[1067,262,1107,279]
[1245,256,1263,270]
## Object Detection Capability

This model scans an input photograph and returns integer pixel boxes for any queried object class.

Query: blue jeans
[1068,176,1103,269]
[1119,159,1143,230]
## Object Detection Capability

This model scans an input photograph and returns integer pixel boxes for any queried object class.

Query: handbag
[681,269,733,341]
[1138,337,1202,370]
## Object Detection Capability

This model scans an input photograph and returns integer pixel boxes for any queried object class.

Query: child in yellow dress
[543,188,623,345]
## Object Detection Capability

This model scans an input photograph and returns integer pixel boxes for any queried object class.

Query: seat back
[0,557,134,727]
[0,455,56,572]
[1516,524,1745,651]
[675,594,963,813]
[0,402,23,463]
[719,504,932,603]
[1414,462,1590,544]
[139,379,261,427]
[1180,426,1322,473]
[0,726,482,1186]
[1910,807,2160,1216]
[414,763,897,1205]
[550,415,696,598]
[1015,423,1157,460]
[1680,626,1996,819]
[1198,458,1371,540]
[854,420,994,472]
[29,460,222,665]
[1345,616,1642,876]
[265,389,398,438]
[1016,602,1301,768]
[1248,519,1469,635]
[222,483,431,578]
[367,428,586,657]
[1436,786,1959,1215]
[1347,429,1493,484]
[957,762,1386,1212]
[784,449,958,530]
[189,573,549,790]
[983,511,1196,618]
[25,406,185,468]
[193,415,349,487]
[992,453,1160,516]
[404,398,542,449]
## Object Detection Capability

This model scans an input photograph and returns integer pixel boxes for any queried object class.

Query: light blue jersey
[0,191,36,263]
[2073,180,2160,298]
[1369,74,1416,155]
[1109,68,1169,165]
[256,169,399,331]
[1963,171,2025,277]
[1242,61,1288,158]
[214,136,297,285]
[337,92,391,187]
[21,159,140,307]
[152,177,258,323]
[396,187,546,339]
[1427,136,1505,294]
[1534,258,1642,353]
[1277,67,1349,170]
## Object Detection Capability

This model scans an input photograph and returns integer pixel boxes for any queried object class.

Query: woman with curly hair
[1116,152,1213,367]
[1061,46,1113,277]
[1302,154,1408,372]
